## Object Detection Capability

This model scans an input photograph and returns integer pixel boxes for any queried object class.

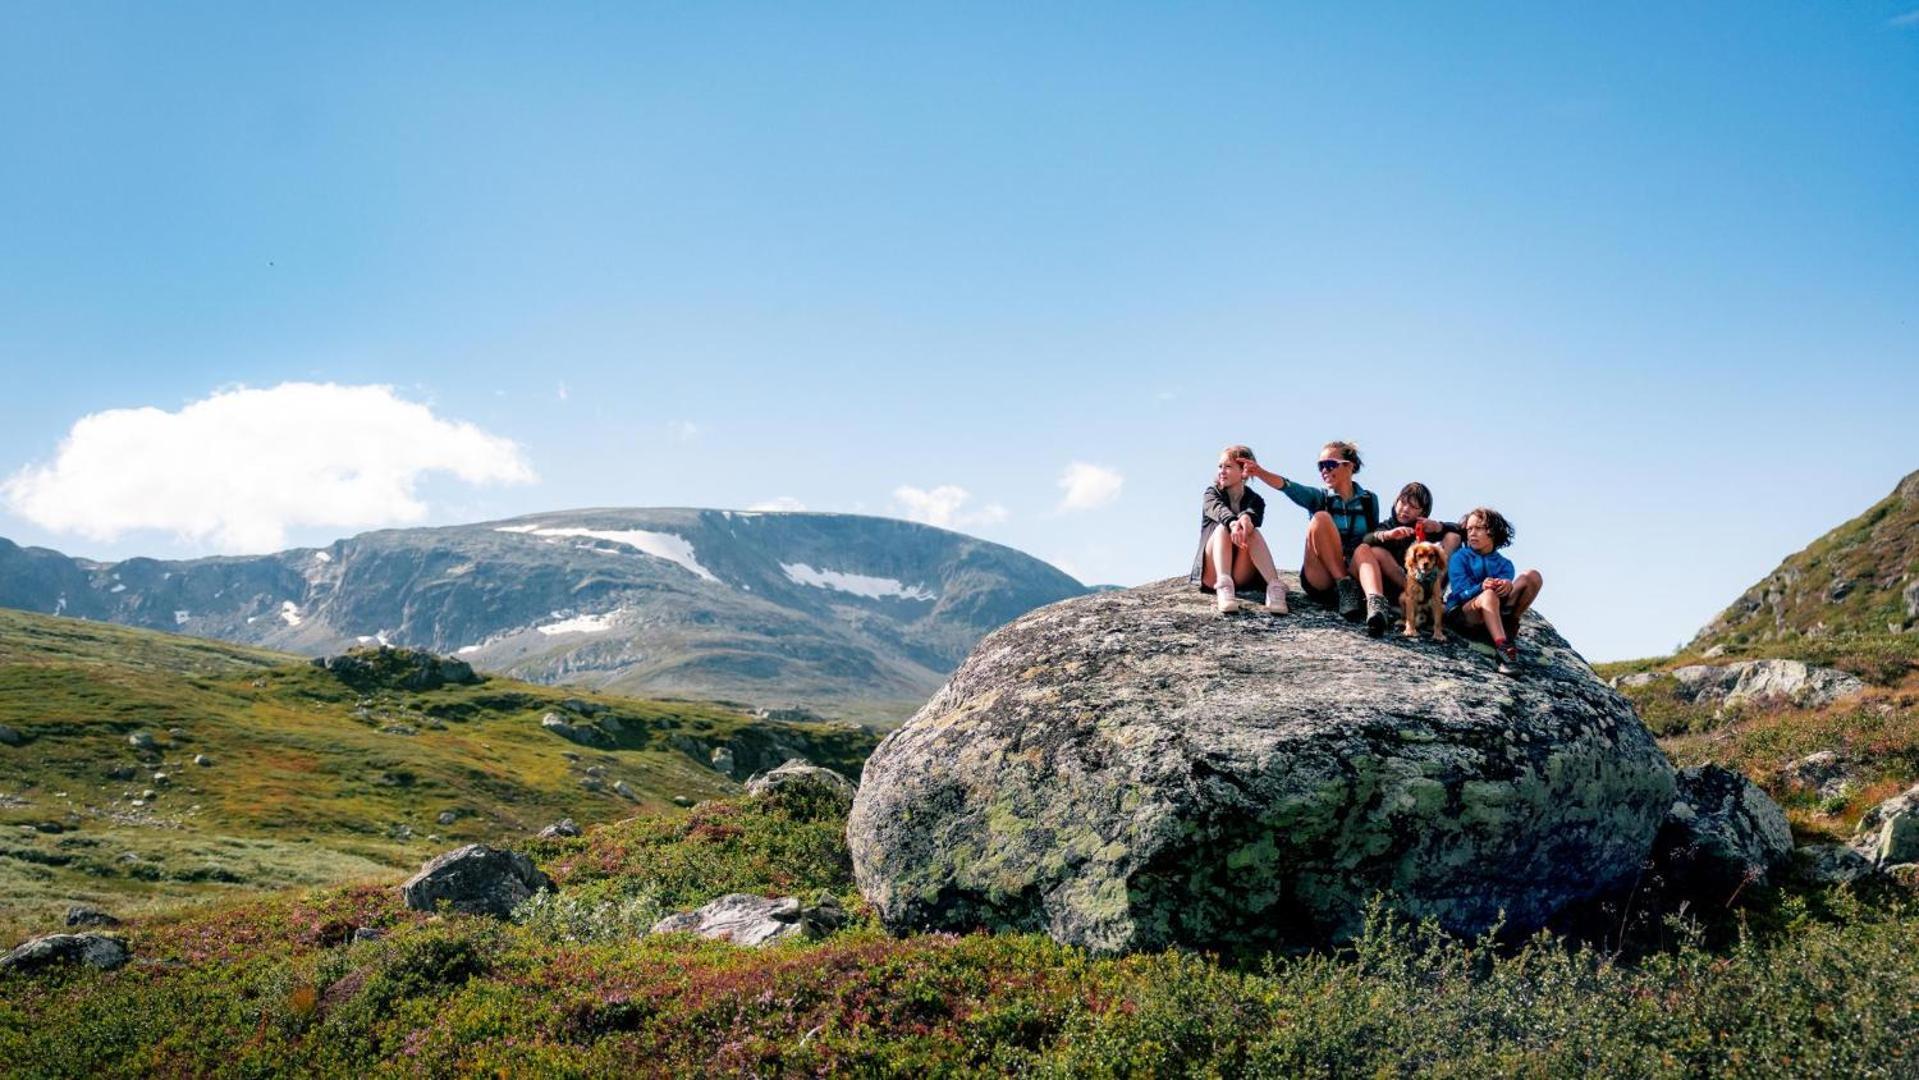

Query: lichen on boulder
[848,576,1676,953]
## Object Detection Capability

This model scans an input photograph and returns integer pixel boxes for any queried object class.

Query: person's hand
[1231,516,1252,547]
[1388,526,1415,541]
[1236,458,1263,482]
[1486,577,1511,597]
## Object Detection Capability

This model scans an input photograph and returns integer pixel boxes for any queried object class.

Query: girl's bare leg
[1470,588,1507,643]
[1353,546,1385,597]
[1203,526,1236,588]
[1241,528,1280,587]
[1301,511,1347,592]
[1506,570,1543,628]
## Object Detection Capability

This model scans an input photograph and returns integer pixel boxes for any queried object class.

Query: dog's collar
[1413,567,1442,585]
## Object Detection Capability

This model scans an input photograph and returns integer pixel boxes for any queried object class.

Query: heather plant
[511,888,664,944]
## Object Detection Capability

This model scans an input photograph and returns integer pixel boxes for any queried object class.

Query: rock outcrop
[1668,660,1863,714]
[848,577,1676,953]
[651,894,847,946]
[311,647,482,692]
[400,844,552,918]
[1653,765,1793,895]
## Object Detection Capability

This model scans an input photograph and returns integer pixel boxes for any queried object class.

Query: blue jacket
[1445,547,1518,610]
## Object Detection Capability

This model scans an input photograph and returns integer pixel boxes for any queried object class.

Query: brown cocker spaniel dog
[1402,540,1449,642]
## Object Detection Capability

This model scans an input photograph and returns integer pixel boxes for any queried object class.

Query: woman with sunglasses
[1238,440,1380,621]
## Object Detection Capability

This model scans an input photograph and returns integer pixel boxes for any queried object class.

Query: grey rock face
[1791,843,1876,886]
[351,927,386,943]
[848,577,1676,953]
[437,810,460,826]
[746,759,858,809]
[1905,578,1919,623]
[1670,660,1863,713]
[650,893,847,946]
[537,818,582,839]
[400,844,553,918]
[0,933,129,973]
[710,746,737,777]
[1873,813,1919,867]
[312,647,481,691]
[127,732,156,751]
[1654,765,1794,894]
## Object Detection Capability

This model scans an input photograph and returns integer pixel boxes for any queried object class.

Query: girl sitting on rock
[1444,507,1545,676]
[1351,482,1463,636]
[1239,440,1379,621]
[1189,445,1288,614]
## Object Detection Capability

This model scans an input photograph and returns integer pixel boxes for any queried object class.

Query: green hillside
[0,609,875,940]
[1690,469,1919,657]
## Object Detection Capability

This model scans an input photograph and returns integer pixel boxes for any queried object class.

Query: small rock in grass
[140,789,156,801]
[351,927,386,943]
[745,759,858,809]
[672,795,694,808]
[437,810,459,826]
[401,844,553,918]
[613,780,636,800]
[537,818,582,839]
[104,765,136,781]
[1874,812,1919,868]
[151,773,169,785]
[1790,843,1875,886]
[127,733,156,751]
[650,894,846,947]
[193,754,212,767]
[0,724,22,746]
[167,727,188,740]
[65,905,120,928]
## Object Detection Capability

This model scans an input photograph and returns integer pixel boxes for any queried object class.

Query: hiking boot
[1364,593,1389,636]
[1335,577,1365,622]
[1215,581,1239,615]
[1265,582,1289,615]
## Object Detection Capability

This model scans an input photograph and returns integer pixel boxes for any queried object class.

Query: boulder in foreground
[1,933,129,973]
[651,894,847,946]
[849,577,1677,953]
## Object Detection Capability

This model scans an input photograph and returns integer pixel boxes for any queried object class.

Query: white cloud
[891,485,1008,529]
[748,496,807,512]
[1057,462,1124,512]
[556,382,570,402]
[2,382,536,553]
[669,420,700,441]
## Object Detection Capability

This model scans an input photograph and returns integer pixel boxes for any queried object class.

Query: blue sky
[2,3,1915,661]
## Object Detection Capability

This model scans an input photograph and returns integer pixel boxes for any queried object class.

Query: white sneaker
[1215,581,1239,614]
[1265,583,1289,614]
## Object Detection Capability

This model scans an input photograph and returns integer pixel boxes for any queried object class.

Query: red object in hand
[1414,522,1427,543]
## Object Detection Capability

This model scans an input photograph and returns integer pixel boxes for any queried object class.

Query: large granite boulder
[400,844,553,918]
[1669,660,1863,713]
[848,577,1677,953]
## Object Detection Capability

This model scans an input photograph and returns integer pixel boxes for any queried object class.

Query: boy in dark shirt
[1188,445,1288,615]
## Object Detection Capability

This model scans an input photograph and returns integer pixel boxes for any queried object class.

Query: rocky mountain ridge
[0,509,1088,724]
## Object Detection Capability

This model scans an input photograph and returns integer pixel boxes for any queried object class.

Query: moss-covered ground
[3,786,1916,1077]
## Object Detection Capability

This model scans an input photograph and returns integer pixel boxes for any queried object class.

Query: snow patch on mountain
[537,608,623,636]
[495,525,718,583]
[279,601,303,627]
[781,562,937,602]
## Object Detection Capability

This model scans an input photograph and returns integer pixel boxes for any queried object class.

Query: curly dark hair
[1463,507,1514,550]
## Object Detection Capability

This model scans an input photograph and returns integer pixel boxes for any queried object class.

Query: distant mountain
[1691,470,1919,650]
[0,510,1088,723]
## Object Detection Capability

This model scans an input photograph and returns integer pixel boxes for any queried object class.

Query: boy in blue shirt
[1444,507,1545,676]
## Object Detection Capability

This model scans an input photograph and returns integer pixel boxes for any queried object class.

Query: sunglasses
[1316,459,1350,472]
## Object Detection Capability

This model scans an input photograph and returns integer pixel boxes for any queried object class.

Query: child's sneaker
[1496,641,1520,676]
[1335,577,1365,622]
[1265,582,1289,614]
[1215,581,1239,614]
[1364,593,1389,637]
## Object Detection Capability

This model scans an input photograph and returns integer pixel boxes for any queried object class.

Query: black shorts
[1301,565,1339,608]
[1445,601,1516,639]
